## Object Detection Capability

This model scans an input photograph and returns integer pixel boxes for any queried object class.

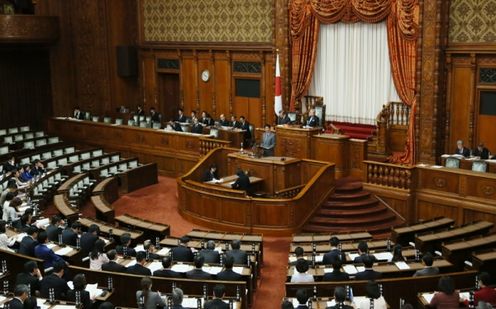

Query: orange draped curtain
[289,0,419,165]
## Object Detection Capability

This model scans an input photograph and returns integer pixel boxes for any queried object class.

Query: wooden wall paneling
[140,51,157,110]
[214,52,231,118]
[181,54,197,113]
[416,200,459,223]
[197,52,213,115]
[446,56,475,152]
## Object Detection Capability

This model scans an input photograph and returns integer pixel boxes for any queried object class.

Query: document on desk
[233,267,244,274]
[395,261,410,270]
[155,247,170,256]
[147,261,163,273]
[343,264,358,274]
[46,243,57,249]
[421,292,434,303]
[373,252,393,262]
[16,233,27,242]
[86,283,103,300]
[347,253,359,260]
[203,266,222,275]
[54,246,74,256]
[171,264,194,273]
[183,297,203,307]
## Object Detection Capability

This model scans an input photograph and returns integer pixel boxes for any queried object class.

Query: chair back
[472,160,487,172]
[445,157,460,168]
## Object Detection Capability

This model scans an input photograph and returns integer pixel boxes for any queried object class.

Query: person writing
[203,164,220,182]
[473,143,490,159]
[231,169,250,192]
[454,140,470,157]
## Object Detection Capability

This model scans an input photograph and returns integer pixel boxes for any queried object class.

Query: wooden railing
[371,101,411,155]
[199,137,231,155]
[273,184,306,198]
[364,160,415,190]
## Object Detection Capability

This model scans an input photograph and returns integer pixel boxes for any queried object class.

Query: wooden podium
[274,126,320,158]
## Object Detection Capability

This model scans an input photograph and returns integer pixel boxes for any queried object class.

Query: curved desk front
[177,148,335,236]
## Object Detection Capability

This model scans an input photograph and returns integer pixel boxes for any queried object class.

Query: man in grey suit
[413,253,439,277]
[135,277,166,309]
[260,124,275,157]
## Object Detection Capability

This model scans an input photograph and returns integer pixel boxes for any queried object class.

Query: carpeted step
[335,181,363,193]
[307,212,397,227]
[330,190,371,201]
[315,204,387,217]
[323,197,379,209]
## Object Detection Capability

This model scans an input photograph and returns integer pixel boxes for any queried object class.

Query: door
[476,90,496,152]
[158,73,180,122]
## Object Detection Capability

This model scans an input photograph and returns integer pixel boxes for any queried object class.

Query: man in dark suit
[227,240,247,265]
[202,164,219,182]
[473,143,490,159]
[217,255,242,281]
[191,118,204,134]
[66,274,92,309]
[199,240,220,264]
[72,107,85,120]
[46,215,64,242]
[231,169,250,192]
[204,284,229,309]
[126,251,152,276]
[294,288,309,309]
[167,120,183,132]
[353,241,377,264]
[277,110,291,125]
[61,221,81,247]
[115,233,136,257]
[171,236,194,262]
[218,114,231,126]
[15,261,42,296]
[413,253,439,277]
[153,257,182,278]
[9,284,29,309]
[306,108,320,127]
[322,260,349,282]
[200,111,214,126]
[290,246,305,266]
[150,107,161,123]
[80,224,100,257]
[102,250,127,273]
[40,261,69,300]
[18,226,38,257]
[186,255,212,280]
[239,116,252,146]
[322,237,345,265]
[355,254,382,281]
[454,140,471,157]
[230,115,242,129]
[327,286,354,309]
[135,105,145,117]
[176,108,187,123]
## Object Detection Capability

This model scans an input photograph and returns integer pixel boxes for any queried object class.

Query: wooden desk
[53,194,79,220]
[178,148,335,236]
[115,214,170,239]
[290,239,391,254]
[440,155,496,173]
[472,250,496,277]
[292,232,372,243]
[391,217,455,246]
[442,234,496,268]
[78,217,143,241]
[117,162,158,193]
[275,125,320,159]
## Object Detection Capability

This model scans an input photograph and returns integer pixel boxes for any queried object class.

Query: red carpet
[110,176,290,308]
[327,121,376,140]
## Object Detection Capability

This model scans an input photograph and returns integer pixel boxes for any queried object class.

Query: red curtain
[289,0,419,165]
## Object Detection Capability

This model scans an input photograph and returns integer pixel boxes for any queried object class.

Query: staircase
[302,181,405,238]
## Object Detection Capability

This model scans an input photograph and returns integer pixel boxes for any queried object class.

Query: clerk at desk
[473,143,491,159]
[454,140,470,157]
[306,109,320,128]
[231,169,250,191]
[203,164,220,182]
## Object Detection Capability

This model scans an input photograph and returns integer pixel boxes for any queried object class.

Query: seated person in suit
[391,244,406,262]
[67,274,92,309]
[174,108,186,123]
[305,108,320,128]
[277,110,291,125]
[80,224,100,257]
[290,259,314,283]
[217,254,242,281]
[35,231,66,269]
[230,115,242,129]
[46,215,64,242]
[429,276,460,309]
[413,252,439,277]
[454,139,471,157]
[72,106,84,120]
[227,239,248,265]
[8,284,30,309]
[20,165,33,182]
[171,236,194,262]
[135,104,145,117]
[149,107,161,123]
[19,226,38,257]
[326,286,354,309]
[189,110,198,123]
[186,255,212,280]
[281,300,295,309]
[473,143,491,160]
[231,169,251,192]
[323,236,345,265]
[204,284,229,309]
[171,288,184,309]
[0,180,17,210]
[167,119,183,132]
[127,251,152,276]
[294,288,309,309]
[322,259,349,282]
[219,114,231,127]
[15,261,42,296]
[89,239,109,271]
[200,111,215,126]
[239,116,252,146]
[353,241,377,264]
[153,257,182,278]
[474,272,496,306]
[143,241,161,260]
[13,212,33,233]
[30,160,45,177]
[40,261,69,300]
[355,255,382,281]
[3,157,17,174]
[260,124,276,157]
[115,233,136,257]
[101,249,127,273]
[203,164,220,182]
[135,277,166,309]
[199,240,220,264]
[357,281,387,309]
[291,246,305,266]
[191,117,204,134]
[61,221,81,247]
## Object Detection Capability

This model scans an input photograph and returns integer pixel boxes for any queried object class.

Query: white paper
[459,292,470,301]
[373,252,393,262]
[134,245,144,252]
[171,264,193,273]
[347,253,359,260]
[52,305,76,309]
[54,246,73,256]
[35,218,50,229]
[315,255,323,263]
[203,266,223,275]
[214,246,223,253]
[16,233,27,242]
[125,260,137,267]
[147,261,163,273]
[155,247,170,256]
[422,292,434,303]
[86,283,103,300]
[182,297,202,307]
[323,267,333,273]
[233,267,244,274]
[343,264,358,274]
[46,243,57,249]
[395,261,410,270]
[356,266,365,272]
[431,165,443,168]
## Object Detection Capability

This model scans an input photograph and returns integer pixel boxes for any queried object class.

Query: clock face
[201,69,210,82]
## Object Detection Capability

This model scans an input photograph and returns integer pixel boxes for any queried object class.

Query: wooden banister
[363,160,415,190]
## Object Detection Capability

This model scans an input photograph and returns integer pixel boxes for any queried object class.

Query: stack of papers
[323,267,333,273]
[35,218,50,229]
[147,261,163,273]
[46,243,57,249]
[171,264,194,273]
[233,267,244,274]
[202,266,223,275]
[356,266,365,272]
[395,261,410,270]
[155,247,170,256]
[54,247,73,256]
[86,283,104,300]
[373,252,393,262]
[343,264,358,274]
[183,297,202,307]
